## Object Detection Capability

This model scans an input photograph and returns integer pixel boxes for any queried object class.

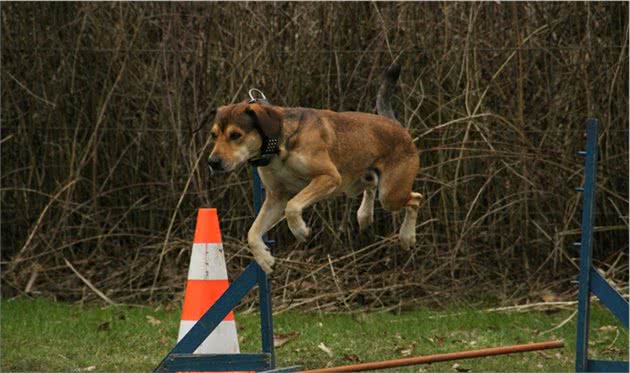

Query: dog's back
[281,107,414,164]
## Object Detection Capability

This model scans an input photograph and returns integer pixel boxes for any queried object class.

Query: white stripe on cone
[188,243,228,280]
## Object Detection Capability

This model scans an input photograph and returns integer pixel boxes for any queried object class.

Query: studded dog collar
[247,89,280,167]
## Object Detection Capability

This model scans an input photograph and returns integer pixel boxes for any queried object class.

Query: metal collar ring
[248,88,267,104]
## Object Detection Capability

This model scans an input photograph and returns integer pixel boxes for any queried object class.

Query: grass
[1,297,627,372]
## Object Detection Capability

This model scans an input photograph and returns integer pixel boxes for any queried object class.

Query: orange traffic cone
[177,208,240,354]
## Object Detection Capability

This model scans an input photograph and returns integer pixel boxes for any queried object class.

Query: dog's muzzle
[207,156,224,175]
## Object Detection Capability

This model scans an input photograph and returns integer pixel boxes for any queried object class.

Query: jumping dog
[207,64,422,273]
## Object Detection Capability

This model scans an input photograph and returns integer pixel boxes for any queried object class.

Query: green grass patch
[2,297,627,372]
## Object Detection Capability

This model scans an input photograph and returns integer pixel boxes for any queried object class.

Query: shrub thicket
[2,2,627,309]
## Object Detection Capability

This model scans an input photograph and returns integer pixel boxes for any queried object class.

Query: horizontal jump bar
[160,353,270,372]
[587,359,629,372]
[300,340,564,373]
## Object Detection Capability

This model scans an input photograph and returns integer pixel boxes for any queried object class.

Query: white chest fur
[259,154,311,195]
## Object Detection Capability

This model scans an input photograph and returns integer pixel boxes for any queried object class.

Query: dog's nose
[208,156,224,174]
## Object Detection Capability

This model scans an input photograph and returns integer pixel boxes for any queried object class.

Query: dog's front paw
[254,250,276,274]
[288,221,311,242]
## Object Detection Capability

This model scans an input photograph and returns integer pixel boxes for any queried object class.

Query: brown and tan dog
[207,65,422,273]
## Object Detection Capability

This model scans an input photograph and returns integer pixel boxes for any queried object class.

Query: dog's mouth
[207,164,218,176]
[208,157,230,175]
[208,150,263,176]
[208,157,245,175]
[208,163,235,175]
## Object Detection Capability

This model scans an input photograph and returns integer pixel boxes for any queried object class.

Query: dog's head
[207,101,282,173]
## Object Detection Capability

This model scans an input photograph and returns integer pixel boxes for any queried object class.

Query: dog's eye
[210,132,218,140]
[229,132,242,141]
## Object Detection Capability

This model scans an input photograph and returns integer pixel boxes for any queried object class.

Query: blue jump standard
[154,167,300,373]
[574,119,628,373]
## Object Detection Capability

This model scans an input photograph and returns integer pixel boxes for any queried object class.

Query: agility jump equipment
[155,101,629,372]
[154,163,564,373]
[573,119,628,373]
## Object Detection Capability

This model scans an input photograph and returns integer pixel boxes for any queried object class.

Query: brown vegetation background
[2,2,628,311]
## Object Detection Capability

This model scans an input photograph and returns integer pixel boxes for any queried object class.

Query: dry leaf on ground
[535,350,551,359]
[96,321,110,331]
[395,342,416,357]
[343,353,360,362]
[274,331,300,348]
[318,342,333,357]
[598,325,617,332]
[452,363,471,372]
[146,315,162,326]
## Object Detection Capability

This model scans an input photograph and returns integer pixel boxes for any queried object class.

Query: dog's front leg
[286,174,341,242]
[247,193,288,273]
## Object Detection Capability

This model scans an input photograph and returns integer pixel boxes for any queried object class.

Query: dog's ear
[245,103,282,138]
[192,107,217,135]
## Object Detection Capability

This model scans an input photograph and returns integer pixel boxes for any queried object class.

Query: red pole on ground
[300,340,564,373]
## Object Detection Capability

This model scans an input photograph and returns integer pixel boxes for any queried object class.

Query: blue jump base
[574,119,628,373]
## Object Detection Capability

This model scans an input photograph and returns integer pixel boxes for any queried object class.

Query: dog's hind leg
[357,169,379,231]
[358,189,376,231]
[399,192,423,249]
[377,153,422,249]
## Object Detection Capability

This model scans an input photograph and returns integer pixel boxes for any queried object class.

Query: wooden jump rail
[300,341,564,373]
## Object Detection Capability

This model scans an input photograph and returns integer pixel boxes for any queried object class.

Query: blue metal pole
[575,119,598,373]
[252,166,276,369]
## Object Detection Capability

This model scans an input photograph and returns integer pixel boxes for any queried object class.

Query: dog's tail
[376,63,401,122]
